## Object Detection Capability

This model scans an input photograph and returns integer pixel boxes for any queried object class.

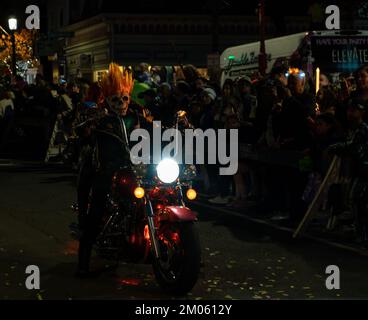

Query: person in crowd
[173,80,191,113]
[199,87,216,131]
[308,113,343,230]
[271,66,288,88]
[138,88,160,121]
[193,77,208,96]
[316,86,339,115]
[71,83,105,240]
[194,87,217,196]
[351,65,368,124]
[320,73,331,88]
[136,62,152,85]
[225,113,248,208]
[279,68,316,151]
[236,76,257,123]
[187,98,203,129]
[183,64,200,86]
[276,69,316,223]
[351,65,368,102]
[157,82,176,127]
[0,88,15,144]
[328,99,368,247]
[67,82,83,106]
[0,88,15,120]
[58,86,74,120]
[150,66,162,87]
[214,79,239,128]
[255,79,279,141]
[254,79,289,215]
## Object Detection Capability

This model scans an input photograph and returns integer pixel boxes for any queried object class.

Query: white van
[220,30,368,86]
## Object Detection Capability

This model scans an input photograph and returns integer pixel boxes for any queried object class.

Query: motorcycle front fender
[162,206,198,222]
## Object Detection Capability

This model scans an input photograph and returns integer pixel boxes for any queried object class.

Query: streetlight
[8,16,17,76]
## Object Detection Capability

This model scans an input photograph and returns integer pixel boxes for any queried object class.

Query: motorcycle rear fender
[163,206,198,222]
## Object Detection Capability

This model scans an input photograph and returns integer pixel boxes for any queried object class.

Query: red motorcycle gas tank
[111,167,138,199]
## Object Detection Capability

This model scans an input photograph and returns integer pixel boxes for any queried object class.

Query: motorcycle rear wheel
[152,222,201,295]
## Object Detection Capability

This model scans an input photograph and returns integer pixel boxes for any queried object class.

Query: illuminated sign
[224,51,272,70]
[311,36,368,72]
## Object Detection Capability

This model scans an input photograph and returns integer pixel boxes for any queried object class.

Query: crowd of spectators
[128,63,368,245]
[2,62,368,244]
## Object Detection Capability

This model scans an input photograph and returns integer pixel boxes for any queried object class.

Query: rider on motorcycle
[76,63,139,277]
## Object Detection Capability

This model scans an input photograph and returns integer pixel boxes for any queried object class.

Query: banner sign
[311,36,368,73]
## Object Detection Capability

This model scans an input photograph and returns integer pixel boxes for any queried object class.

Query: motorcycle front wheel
[152,222,201,295]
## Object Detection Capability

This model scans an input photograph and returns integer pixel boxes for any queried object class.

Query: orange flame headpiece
[100,63,134,98]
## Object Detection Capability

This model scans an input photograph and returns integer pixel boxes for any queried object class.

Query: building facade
[62,13,310,82]
[38,0,368,83]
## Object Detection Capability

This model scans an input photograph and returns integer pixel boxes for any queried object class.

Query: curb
[193,200,368,258]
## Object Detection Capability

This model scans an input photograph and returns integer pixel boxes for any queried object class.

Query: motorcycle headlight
[156,159,180,184]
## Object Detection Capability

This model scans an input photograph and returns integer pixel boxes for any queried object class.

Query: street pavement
[1,161,368,300]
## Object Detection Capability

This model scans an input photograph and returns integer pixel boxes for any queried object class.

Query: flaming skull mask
[101,63,135,115]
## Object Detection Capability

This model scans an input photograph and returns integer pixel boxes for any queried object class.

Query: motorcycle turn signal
[134,187,145,199]
[186,188,197,200]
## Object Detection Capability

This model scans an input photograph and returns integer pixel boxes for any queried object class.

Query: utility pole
[206,0,222,83]
[258,0,267,76]
[211,0,221,54]
[11,32,17,76]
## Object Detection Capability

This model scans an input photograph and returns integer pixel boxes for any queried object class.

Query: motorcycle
[72,110,201,295]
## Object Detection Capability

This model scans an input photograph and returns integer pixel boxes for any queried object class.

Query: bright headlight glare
[156,159,180,184]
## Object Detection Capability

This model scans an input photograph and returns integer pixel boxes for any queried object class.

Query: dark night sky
[0,0,42,29]
[0,0,309,22]
[0,0,364,31]
[76,0,311,16]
